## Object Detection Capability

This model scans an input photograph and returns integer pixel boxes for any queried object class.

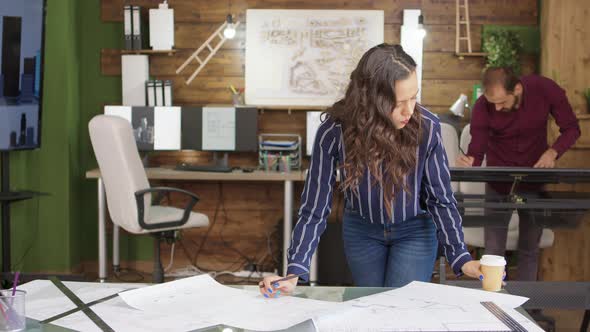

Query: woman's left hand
[461,260,483,280]
[461,260,507,285]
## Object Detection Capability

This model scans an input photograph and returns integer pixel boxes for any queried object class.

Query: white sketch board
[245,9,384,107]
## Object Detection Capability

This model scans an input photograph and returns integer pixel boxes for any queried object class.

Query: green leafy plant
[584,88,590,111]
[483,30,523,75]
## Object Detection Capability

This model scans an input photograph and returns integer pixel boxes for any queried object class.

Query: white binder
[123,5,132,49]
[149,2,175,51]
[132,6,141,49]
[121,55,149,106]
[163,80,173,106]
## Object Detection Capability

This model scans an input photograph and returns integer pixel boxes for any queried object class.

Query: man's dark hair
[482,66,520,92]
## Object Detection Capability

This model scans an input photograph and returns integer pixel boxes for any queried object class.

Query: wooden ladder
[176,20,241,85]
[455,0,485,57]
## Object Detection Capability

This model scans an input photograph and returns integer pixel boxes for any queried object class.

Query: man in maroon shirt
[456,67,580,281]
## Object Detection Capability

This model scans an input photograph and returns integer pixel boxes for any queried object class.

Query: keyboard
[175,164,233,173]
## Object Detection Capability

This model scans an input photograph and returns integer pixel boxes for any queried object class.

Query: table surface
[24,284,535,332]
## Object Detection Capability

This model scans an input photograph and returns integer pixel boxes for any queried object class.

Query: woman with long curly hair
[260,44,482,298]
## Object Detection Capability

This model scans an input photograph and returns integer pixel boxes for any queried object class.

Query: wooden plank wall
[540,0,590,115]
[99,0,539,276]
[539,0,590,282]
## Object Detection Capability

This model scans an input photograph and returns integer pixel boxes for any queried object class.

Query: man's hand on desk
[533,148,558,168]
[259,275,298,298]
[456,155,475,167]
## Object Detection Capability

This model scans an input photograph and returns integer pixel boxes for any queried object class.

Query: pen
[258,272,309,288]
[11,272,19,296]
[229,85,238,94]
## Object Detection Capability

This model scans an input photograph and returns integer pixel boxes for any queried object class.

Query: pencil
[258,272,309,288]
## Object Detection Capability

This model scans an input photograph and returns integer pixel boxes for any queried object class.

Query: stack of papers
[21,275,545,332]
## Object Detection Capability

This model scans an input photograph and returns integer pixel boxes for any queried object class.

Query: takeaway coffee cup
[480,255,506,292]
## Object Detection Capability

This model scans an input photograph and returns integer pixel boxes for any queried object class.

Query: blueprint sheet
[20,280,215,332]
[314,281,544,331]
[119,274,341,331]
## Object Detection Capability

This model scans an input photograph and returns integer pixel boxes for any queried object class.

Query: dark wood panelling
[422,79,480,107]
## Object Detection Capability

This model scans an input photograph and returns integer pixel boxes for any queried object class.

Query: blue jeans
[342,209,438,287]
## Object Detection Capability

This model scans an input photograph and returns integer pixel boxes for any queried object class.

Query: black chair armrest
[134,187,200,231]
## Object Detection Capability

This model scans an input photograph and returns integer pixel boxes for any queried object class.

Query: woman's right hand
[259,275,299,298]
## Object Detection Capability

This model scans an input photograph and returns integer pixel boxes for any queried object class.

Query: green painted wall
[9,0,81,272]
[8,0,152,274]
[77,0,153,264]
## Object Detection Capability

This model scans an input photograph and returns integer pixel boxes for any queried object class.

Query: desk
[448,167,590,331]
[23,281,537,332]
[85,168,313,283]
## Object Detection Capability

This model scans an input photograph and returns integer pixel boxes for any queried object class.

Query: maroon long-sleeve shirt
[467,75,581,192]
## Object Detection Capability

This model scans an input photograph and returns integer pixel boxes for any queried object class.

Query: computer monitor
[0,0,46,151]
[104,105,258,170]
[181,105,258,169]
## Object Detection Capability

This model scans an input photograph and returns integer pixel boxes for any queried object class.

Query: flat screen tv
[0,0,45,151]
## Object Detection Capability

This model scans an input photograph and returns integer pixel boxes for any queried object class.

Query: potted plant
[483,30,523,74]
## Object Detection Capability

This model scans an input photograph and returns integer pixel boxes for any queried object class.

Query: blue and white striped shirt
[287,107,471,281]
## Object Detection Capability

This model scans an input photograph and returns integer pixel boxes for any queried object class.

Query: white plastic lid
[480,255,506,267]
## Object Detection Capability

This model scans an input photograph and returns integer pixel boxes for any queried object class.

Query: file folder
[132,6,142,50]
[124,5,132,49]
[121,55,149,106]
[146,80,156,106]
[163,80,173,106]
[149,3,175,51]
[154,80,163,106]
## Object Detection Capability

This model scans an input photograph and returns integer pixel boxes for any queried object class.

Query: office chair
[89,115,209,283]
[440,122,460,192]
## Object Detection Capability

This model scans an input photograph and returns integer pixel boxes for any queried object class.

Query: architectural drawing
[314,282,544,332]
[246,10,384,106]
